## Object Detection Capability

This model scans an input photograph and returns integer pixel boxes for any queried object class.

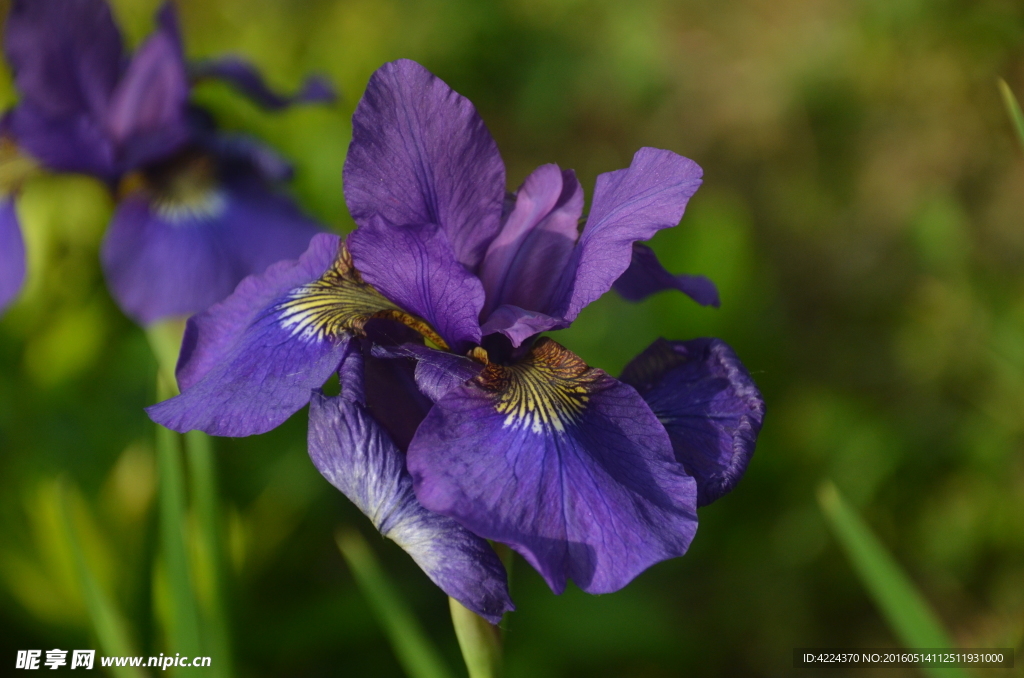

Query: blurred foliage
[1,0,1023,676]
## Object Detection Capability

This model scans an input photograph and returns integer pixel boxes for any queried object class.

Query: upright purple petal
[101,171,322,325]
[105,19,190,170]
[620,338,765,507]
[613,243,720,308]
[407,338,698,595]
[191,57,336,110]
[3,0,122,122]
[344,59,505,269]
[146,233,349,436]
[309,387,514,623]
[555,148,703,322]
[0,198,26,312]
[348,216,484,351]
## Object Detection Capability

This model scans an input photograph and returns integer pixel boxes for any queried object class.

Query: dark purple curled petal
[309,387,513,623]
[556,147,703,322]
[613,243,720,308]
[407,338,698,595]
[3,0,122,122]
[344,59,505,269]
[191,57,336,110]
[348,216,484,351]
[101,174,322,325]
[371,343,485,403]
[145,233,346,436]
[620,338,764,507]
[478,305,562,348]
[0,198,26,312]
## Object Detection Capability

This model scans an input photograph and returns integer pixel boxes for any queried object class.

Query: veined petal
[101,166,321,325]
[191,57,335,110]
[147,232,442,436]
[3,0,122,122]
[620,338,764,507]
[0,198,26,312]
[556,148,703,322]
[309,389,513,623]
[348,216,484,351]
[105,10,190,170]
[613,243,720,308]
[408,338,698,595]
[479,164,582,319]
[344,59,505,269]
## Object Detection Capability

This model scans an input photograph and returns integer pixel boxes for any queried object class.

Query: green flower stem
[335,529,454,678]
[449,598,502,678]
[998,78,1024,151]
[57,480,146,678]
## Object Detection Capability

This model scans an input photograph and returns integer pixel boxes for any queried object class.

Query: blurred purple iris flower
[149,59,764,618]
[0,0,333,323]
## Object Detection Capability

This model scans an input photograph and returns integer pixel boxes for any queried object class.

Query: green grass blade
[449,597,502,678]
[57,481,146,678]
[186,430,232,678]
[155,376,203,663]
[817,482,968,678]
[335,529,454,678]
[998,79,1024,152]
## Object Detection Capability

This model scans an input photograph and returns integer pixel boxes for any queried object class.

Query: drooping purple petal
[191,57,336,110]
[309,386,513,623]
[555,147,703,322]
[344,59,505,269]
[5,100,117,179]
[101,172,322,325]
[0,198,26,312]
[105,16,190,170]
[620,338,764,507]
[3,0,122,122]
[146,233,348,436]
[348,216,484,351]
[613,243,720,308]
[479,164,582,318]
[407,338,698,595]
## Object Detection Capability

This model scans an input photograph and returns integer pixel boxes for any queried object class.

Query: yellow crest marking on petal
[476,338,595,434]
[277,242,449,349]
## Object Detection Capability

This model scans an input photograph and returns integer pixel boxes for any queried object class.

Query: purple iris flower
[0,194,25,312]
[149,59,763,615]
[2,0,333,324]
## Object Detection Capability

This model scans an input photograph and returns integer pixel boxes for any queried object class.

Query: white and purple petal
[555,147,703,322]
[101,171,322,325]
[309,386,513,624]
[613,243,720,308]
[619,338,765,507]
[146,233,350,436]
[344,59,505,269]
[348,216,484,351]
[0,198,26,312]
[407,338,698,595]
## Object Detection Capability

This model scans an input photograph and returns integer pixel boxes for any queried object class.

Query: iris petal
[309,381,514,624]
[0,198,26,312]
[344,59,505,269]
[191,57,335,110]
[613,243,720,308]
[101,170,322,325]
[620,338,765,507]
[407,338,698,595]
[556,147,703,322]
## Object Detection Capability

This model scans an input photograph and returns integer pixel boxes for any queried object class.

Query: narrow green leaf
[817,482,968,678]
[186,430,232,678]
[998,79,1024,152]
[57,481,146,678]
[449,597,502,678]
[155,376,203,663]
[335,529,454,678]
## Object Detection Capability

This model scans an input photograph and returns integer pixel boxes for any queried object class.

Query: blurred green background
[1,0,1023,675]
